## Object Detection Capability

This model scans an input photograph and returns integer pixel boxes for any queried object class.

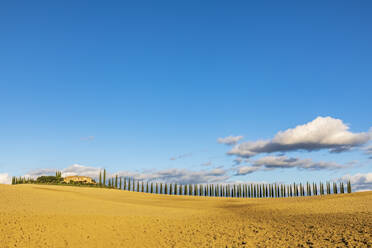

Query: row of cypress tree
[11,169,353,197]
[97,170,352,197]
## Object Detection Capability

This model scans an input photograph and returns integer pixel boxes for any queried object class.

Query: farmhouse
[64,176,96,184]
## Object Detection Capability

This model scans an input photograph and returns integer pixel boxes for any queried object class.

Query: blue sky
[0,1,371,189]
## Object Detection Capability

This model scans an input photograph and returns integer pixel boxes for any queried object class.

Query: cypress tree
[347,180,352,193]
[320,182,324,195]
[151,182,154,193]
[98,171,102,187]
[326,182,331,194]
[119,177,122,189]
[115,175,118,189]
[301,183,305,196]
[124,178,127,190]
[128,178,131,191]
[333,182,337,194]
[108,178,112,188]
[155,183,158,194]
[294,183,298,197]
[146,182,149,193]
[103,169,106,187]
[340,182,344,194]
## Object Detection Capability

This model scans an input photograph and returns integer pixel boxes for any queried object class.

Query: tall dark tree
[99,171,102,187]
[347,180,352,193]
[333,182,338,194]
[320,182,324,195]
[103,169,106,187]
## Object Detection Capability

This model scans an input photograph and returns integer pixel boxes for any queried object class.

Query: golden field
[0,184,371,248]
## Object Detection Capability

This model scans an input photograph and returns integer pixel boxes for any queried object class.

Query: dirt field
[0,184,371,248]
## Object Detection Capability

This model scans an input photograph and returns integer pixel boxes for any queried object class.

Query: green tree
[347,180,352,193]
[103,169,106,187]
[340,182,344,194]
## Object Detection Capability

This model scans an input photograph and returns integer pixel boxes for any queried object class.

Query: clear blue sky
[1,1,371,187]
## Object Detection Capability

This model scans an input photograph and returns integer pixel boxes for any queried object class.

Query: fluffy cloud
[228,117,371,158]
[252,156,345,170]
[339,173,372,192]
[170,153,192,160]
[62,164,101,178]
[217,136,243,145]
[0,173,12,184]
[115,168,230,184]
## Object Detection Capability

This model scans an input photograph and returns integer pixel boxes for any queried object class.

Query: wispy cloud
[81,136,95,141]
[201,161,212,166]
[363,145,372,159]
[170,153,192,161]
[227,117,371,158]
[217,135,243,145]
[252,156,346,170]
[234,155,348,175]
[235,166,260,175]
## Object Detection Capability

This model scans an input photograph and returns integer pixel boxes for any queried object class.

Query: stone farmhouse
[63,176,96,184]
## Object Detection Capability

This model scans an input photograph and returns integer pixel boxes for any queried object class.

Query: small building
[64,176,96,184]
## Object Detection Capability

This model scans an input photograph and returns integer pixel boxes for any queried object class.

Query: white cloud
[252,156,345,170]
[235,166,260,175]
[228,116,371,158]
[24,164,102,179]
[234,155,346,175]
[339,173,372,192]
[0,173,12,184]
[217,135,243,145]
[115,168,230,184]
[363,145,372,159]
[62,164,101,178]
